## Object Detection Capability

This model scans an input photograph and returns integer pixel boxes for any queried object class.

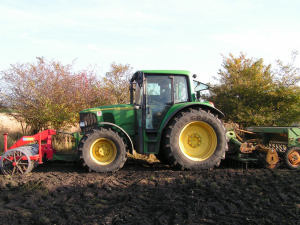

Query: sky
[0,0,299,83]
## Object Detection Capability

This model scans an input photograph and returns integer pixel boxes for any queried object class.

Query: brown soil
[0,158,299,225]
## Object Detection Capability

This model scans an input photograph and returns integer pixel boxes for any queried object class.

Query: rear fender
[161,103,224,132]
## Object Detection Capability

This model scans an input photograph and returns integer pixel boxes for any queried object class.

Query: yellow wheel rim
[179,121,217,161]
[90,138,117,165]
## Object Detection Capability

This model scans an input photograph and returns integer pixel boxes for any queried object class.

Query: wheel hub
[187,134,201,148]
[97,145,110,157]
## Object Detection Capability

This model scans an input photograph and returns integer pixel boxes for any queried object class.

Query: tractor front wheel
[285,147,300,170]
[163,109,227,170]
[79,128,127,172]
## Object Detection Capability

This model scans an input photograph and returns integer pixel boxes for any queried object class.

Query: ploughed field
[0,158,299,225]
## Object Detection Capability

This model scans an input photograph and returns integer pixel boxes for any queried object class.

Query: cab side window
[174,76,189,103]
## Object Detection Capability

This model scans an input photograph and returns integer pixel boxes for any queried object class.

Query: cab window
[174,76,189,103]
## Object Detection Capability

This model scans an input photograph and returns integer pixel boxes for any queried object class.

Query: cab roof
[131,70,191,82]
[139,70,190,75]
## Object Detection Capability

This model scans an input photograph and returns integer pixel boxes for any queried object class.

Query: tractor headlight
[79,121,86,127]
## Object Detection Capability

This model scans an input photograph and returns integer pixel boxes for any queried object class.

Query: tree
[274,51,300,87]
[0,57,109,133]
[103,63,133,104]
[272,51,300,125]
[210,53,300,127]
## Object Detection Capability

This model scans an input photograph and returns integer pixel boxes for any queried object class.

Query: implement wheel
[79,128,127,172]
[0,147,34,175]
[285,147,300,170]
[163,108,227,170]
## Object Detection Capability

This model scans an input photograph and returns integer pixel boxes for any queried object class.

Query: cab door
[134,74,174,153]
[133,72,145,154]
[145,75,173,130]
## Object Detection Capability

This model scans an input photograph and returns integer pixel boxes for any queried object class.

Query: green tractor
[78,70,228,172]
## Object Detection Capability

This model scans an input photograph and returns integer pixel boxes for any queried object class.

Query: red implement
[3,129,57,164]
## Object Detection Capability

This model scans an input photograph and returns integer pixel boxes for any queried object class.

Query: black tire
[78,128,127,172]
[163,108,228,170]
[155,150,170,164]
[285,147,300,170]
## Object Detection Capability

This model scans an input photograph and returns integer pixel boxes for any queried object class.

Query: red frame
[1,129,56,164]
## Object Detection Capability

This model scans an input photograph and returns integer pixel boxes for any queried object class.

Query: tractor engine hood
[80,104,134,114]
[79,104,135,135]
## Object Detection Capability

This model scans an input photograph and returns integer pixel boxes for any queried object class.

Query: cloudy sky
[0,0,299,82]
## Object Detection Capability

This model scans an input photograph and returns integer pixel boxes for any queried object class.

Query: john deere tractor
[78,70,228,172]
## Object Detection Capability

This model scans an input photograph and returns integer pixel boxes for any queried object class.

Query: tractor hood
[80,104,134,113]
[79,104,135,137]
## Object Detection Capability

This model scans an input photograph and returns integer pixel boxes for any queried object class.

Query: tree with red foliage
[0,57,110,132]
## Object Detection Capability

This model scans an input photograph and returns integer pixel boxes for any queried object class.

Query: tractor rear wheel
[79,128,127,172]
[285,147,300,170]
[163,109,227,170]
